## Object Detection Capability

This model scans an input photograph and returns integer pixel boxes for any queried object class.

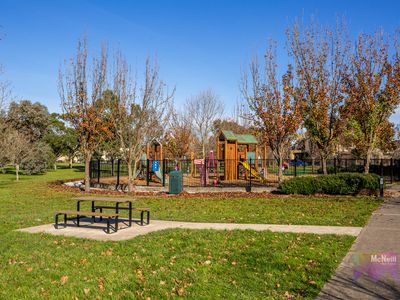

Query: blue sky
[1,0,400,120]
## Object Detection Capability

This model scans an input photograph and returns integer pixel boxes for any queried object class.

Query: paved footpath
[318,198,400,300]
[18,220,361,241]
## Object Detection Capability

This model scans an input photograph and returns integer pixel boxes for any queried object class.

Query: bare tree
[186,89,223,158]
[0,129,31,180]
[241,41,303,182]
[287,19,350,174]
[111,53,173,192]
[59,38,111,191]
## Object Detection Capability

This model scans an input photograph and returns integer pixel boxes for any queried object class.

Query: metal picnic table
[73,196,135,229]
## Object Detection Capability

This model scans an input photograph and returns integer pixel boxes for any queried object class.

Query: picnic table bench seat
[55,210,119,233]
[94,206,150,225]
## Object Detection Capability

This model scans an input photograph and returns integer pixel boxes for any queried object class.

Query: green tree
[44,113,79,169]
[7,100,50,142]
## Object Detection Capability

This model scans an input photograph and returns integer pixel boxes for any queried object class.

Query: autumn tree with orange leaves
[241,42,302,182]
[287,20,350,174]
[343,31,400,173]
[59,38,111,191]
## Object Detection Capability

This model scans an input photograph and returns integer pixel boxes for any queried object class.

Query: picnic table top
[73,197,135,203]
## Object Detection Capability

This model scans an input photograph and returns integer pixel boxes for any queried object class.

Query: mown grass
[133,195,380,227]
[1,229,355,299]
[0,166,378,299]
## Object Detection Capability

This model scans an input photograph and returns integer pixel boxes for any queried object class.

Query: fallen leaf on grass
[98,277,105,291]
[84,288,90,295]
[284,291,294,299]
[101,248,113,256]
[172,286,185,296]
[60,275,68,285]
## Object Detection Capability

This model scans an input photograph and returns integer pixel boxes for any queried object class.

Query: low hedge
[277,173,380,195]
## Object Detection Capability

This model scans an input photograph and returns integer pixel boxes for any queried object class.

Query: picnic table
[55,197,150,234]
[73,196,134,228]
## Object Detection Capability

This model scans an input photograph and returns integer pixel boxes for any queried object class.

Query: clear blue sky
[1,0,400,120]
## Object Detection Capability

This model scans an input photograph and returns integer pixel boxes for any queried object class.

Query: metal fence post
[97,159,101,183]
[146,159,150,186]
[380,159,384,198]
[162,159,166,187]
[203,158,207,187]
[294,157,297,177]
[116,159,120,189]
[249,158,252,189]
[390,158,394,184]
[111,159,114,176]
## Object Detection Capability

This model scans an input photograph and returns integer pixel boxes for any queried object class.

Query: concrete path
[318,198,400,300]
[17,219,361,241]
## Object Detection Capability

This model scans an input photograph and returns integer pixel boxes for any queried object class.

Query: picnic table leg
[107,217,110,234]
[55,214,59,229]
[91,201,95,223]
[64,213,67,227]
[147,211,150,225]
[77,214,80,227]
[129,202,132,227]
[140,211,144,226]
[115,203,119,231]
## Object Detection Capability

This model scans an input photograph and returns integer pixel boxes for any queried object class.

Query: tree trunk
[84,154,91,192]
[364,150,372,174]
[202,142,206,159]
[127,161,134,192]
[69,158,73,169]
[277,155,283,182]
[54,163,57,170]
[15,164,19,181]
[321,155,328,175]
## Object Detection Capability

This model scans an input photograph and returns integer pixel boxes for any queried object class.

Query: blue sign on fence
[152,160,160,172]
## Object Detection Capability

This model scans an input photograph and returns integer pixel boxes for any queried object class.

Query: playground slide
[154,169,164,184]
[239,161,267,183]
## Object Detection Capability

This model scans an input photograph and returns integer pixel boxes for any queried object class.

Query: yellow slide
[238,161,267,183]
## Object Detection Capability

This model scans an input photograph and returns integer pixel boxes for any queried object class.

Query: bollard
[380,176,384,198]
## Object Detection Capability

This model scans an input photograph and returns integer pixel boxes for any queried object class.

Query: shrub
[277,173,380,195]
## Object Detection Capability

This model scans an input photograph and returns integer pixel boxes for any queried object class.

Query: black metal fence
[89,158,400,189]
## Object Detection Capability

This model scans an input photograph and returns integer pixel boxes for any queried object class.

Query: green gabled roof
[221,130,258,144]
[236,134,258,144]
[221,130,237,141]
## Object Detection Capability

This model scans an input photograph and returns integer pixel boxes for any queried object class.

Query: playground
[89,130,400,191]
[91,130,284,188]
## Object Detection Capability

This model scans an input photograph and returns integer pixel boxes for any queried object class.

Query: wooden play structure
[146,139,164,161]
[216,130,267,181]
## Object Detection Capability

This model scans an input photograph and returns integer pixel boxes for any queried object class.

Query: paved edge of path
[317,198,400,300]
[16,220,362,241]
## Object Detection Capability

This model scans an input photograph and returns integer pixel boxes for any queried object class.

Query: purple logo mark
[353,252,399,282]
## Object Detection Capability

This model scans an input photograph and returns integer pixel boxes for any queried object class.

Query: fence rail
[89,158,400,190]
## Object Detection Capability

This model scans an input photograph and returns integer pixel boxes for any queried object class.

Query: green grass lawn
[133,195,380,227]
[0,167,380,299]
